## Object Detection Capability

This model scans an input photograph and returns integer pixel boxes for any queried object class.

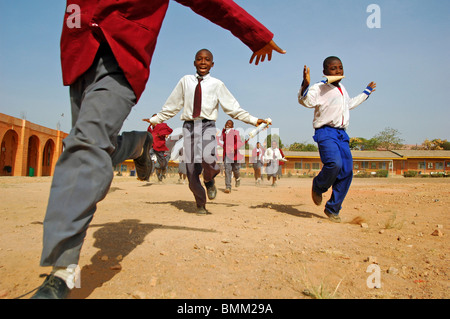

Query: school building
[2,112,448,178]
[0,113,68,177]
[115,148,450,178]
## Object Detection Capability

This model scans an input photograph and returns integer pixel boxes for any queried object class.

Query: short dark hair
[195,48,213,60]
[323,56,341,69]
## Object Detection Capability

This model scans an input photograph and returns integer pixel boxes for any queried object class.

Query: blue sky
[1,0,449,147]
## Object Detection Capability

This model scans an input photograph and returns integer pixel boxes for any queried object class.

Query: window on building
[418,162,426,169]
[294,162,302,170]
[427,162,433,169]
[371,162,377,169]
[312,163,320,170]
[380,162,386,170]
[361,161,369,169]
[435,162,443,170]
[304,163,311,170]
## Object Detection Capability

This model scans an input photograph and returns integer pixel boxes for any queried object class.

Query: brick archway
[42,139,55,176]
[26,135,40,176]
[1,129,19,176]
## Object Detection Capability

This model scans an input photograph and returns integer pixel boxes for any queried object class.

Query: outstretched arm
[250,40,286,65]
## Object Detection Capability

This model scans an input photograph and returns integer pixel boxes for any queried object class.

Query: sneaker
[324,210,341,223]
[224,188,231,194]
[30,274,70,299]
[235,178,241,188]
[196,205,208,215]
[205,181,217,200]
[134,133,153,182]
[311,187,322,206]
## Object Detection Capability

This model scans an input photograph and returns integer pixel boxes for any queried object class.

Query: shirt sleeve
[298,83,319,108]
[175,0,273,52]
[348,86,373,110]
[150,78,185,124]
[217,82,259,126]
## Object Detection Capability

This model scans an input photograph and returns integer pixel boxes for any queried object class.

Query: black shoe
[30,275,70,299]
[311,187,322,206]
[205,181,217,200]
[134,133,153,182]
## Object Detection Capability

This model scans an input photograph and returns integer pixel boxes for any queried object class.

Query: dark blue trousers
[313,126,353,216]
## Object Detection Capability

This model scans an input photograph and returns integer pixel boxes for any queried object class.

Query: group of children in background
[144,50,375,224]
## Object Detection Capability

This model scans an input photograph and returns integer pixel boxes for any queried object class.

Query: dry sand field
[0,174,448,300]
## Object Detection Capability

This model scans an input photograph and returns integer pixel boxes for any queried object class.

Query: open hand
[250,40,286,65]
[303,65,310,86]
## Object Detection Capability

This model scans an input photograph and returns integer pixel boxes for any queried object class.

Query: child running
[145,49,270,214]
[298,56,376,222]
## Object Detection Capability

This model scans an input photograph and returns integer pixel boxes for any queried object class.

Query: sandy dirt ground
[0,174,448,300]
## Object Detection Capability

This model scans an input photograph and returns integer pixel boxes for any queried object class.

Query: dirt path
[0,175,448,299]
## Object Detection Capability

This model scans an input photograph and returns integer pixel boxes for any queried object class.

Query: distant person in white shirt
[264,140,286,187]
[251,142,265,185]
[298,56,376,223]
[145,49,269,214]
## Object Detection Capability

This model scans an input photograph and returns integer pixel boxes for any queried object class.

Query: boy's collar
[196,73,211,80]
[321,80,342,88]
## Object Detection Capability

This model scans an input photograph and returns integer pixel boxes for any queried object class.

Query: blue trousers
[313,126,353,216]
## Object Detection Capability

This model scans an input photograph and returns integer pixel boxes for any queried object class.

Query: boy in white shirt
[145,49,269,214]
[264,140,286,187]
[298,56,376,222]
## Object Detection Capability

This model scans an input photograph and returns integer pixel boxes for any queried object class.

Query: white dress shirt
[263,147,284,162]
[150,73,258,126]
[298,81,372,129]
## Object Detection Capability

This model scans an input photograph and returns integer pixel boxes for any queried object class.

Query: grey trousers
[40,45,149,267]
[183,120,220,207]
[224,161,240,189]
[151,149,169,181]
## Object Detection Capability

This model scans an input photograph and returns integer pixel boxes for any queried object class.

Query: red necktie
[193,77,203,118]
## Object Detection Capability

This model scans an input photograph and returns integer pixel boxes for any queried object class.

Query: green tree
[350,137,380,150]
[422,138,449,150]
[265,134,284,149]
[373,127,404,150]
[442,140,450,150]
[288,142,318,151]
